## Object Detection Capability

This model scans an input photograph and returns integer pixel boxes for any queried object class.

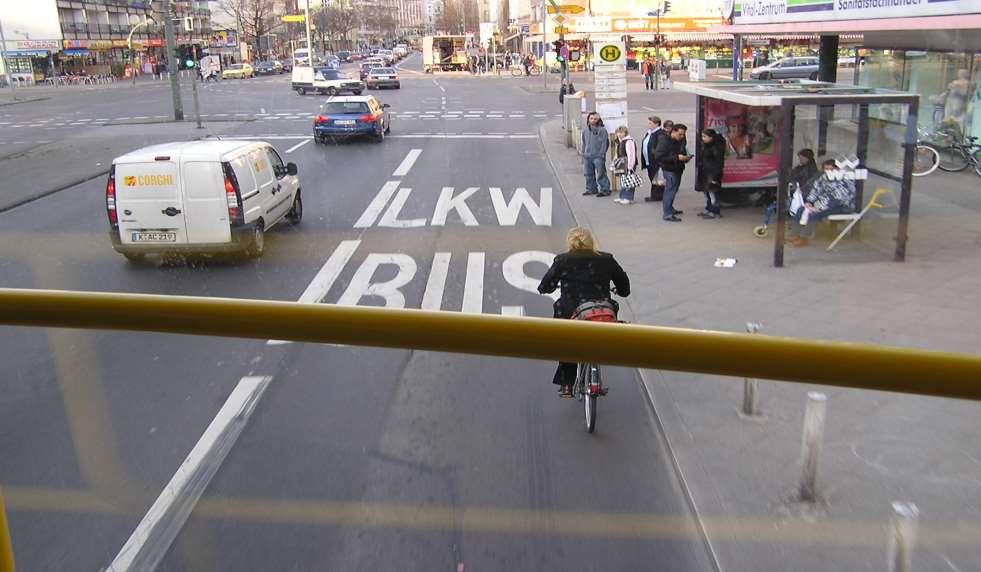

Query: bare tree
[437,0,464,34]
[313,4,359,50]
[218,0,278,59]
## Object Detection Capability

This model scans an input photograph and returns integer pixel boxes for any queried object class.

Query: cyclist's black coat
[537,250,631,319]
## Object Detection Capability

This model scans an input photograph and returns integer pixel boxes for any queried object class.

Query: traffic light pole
[655,9,661,90]
[190,58,202,128]
[161,0,184,121]
[542,0,547,90]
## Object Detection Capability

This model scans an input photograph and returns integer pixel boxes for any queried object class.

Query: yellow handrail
[2,287,980,401]
[0,487,13,572]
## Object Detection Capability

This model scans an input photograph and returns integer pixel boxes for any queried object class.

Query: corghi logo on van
[125,174,175,186]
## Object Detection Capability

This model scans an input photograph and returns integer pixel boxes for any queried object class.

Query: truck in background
[422,36,469,72]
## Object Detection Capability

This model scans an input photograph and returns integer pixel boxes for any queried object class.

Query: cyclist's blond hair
[567,227,597,253]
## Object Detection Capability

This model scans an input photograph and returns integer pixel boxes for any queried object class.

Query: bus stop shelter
[675,79,919,267]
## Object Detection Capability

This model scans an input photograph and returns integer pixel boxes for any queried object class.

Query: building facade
[1,1,63,84]
[58,0,212,75]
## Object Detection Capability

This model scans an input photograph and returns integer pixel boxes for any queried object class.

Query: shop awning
[710,13,981,34]
[7,50,50,57]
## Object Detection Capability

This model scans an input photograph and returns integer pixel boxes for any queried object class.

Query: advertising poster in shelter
[703,97,781,187]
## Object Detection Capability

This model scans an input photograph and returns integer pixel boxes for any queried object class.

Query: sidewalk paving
[540,115,981,571]
[0,120,251,213]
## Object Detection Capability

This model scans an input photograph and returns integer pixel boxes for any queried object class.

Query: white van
[107,140,302,261]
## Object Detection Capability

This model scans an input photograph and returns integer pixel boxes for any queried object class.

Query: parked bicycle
[936,134,981,177]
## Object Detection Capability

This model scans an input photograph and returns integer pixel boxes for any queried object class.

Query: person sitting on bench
[787,159,857,247]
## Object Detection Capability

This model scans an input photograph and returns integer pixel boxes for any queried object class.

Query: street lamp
[647,1,669,89]
[0,17,16,99]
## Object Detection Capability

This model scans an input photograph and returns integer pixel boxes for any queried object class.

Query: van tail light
[106,166,117,225]
[315,115,330,124]
[393,75,400,81]
[221,162,244,225]
[360,114,376,123]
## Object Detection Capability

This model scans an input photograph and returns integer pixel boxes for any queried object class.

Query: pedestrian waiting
[581,112,612,197]
[695,128,726,219]
[654,123,692,222]
[613,126,640,204]
[640,117,670,202]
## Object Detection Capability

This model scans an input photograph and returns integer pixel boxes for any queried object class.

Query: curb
[538,117,724,572]
[0,169,109,214]
[0,96,50,107]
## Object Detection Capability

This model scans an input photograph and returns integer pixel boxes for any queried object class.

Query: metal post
[304,0,313,65]
[0,17,17,100]
[0,486,14,572]
[896,97,917,262]
[774,101,795,267]
[161,0,184,121]
[190,62,202,128]
[887,502,919,572]
[655,10,660,90]
[542,0,547,90]
[732,34,741,81]
[798,391,827,502]
[742,322,762,417]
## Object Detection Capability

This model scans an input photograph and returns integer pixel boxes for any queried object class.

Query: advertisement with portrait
[703,97,781,187]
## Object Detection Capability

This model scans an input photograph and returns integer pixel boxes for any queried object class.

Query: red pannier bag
[572,300,618,322]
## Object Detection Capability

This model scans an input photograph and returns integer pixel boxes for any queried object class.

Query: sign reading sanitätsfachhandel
[733,0,981,23]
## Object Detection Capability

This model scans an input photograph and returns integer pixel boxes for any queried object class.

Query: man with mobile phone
[654,124,692,222]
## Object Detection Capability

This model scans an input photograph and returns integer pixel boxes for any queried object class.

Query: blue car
[313,95,392,143]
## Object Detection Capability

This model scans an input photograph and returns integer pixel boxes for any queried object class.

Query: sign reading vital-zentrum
[734,0,981,23]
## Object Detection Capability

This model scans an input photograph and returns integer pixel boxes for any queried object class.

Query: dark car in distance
[254,61,283,75]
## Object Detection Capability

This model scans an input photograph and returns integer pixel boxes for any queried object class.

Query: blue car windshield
[321,102,370,114]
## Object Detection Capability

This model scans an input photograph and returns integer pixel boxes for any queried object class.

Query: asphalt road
[0,55,713,571]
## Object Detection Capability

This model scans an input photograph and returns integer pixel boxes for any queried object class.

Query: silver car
[750,57,820,80]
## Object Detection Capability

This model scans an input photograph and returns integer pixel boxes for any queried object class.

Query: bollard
[798,391,827,502]
[741,322,762,417]
[887,502,919,572]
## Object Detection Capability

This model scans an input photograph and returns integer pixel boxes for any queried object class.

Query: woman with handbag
[613,126,641,205]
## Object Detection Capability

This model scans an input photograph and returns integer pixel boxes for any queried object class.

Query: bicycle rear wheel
[583,364,598,433]
[912,144,939,176]
[937,146,970,172]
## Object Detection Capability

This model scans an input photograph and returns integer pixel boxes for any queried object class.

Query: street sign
[547,4,585,13]
[281,14,305,22]
[594,42,625,66]
[521,24,530,34]
[552,14,567,24]
[554,26,571,34]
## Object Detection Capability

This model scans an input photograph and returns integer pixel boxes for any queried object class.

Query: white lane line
[488,132,507,135]
[260,107,266,114]
[421,252,452,311]
[501,306,525,316]
[285,138,312,153]
[643,106,656,112]
[392,148,423,177]
[439,84,446,92]
[487,115,503,118]
[389,134,538,139]
[107,375,273,571]
[354,180,400,228]
[266,240,361,345]
[134,115,150,119]
[117,116,131,120]
[462,252,485,314]
[153,115,167,119]
[96,118,111,121]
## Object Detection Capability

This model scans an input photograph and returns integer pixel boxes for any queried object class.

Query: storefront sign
[7,50,49,57]
[571,16,612,32]
[112,39,130,48]
[735,0,981,23]
[89,40,114,50]
[611,17,723,32]
[703,97,782,186]
[148,39,164,47]
[15,39,60,51]
[64,39,89,48]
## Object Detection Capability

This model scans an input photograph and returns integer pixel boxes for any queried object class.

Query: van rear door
[182,161,231,244]
[115,160,188,245]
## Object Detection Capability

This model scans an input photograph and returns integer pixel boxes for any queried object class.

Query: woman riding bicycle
[537,227,631,398]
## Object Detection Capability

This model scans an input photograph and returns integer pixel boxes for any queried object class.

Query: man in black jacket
[640,116,665,202]
[653,124,692,222]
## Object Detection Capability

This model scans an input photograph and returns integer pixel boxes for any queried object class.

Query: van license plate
[132,232,177,242]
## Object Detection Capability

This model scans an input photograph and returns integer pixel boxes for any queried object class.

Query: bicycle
[510,63,541,77]
[568,299,619,433]
[936,134,981,176]
[912,129,941,177]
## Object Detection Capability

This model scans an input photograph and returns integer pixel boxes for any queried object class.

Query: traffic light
[662,1,671,13]
[553,39,565,63]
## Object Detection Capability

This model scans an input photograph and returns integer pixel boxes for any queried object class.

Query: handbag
[618,171,642,190]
